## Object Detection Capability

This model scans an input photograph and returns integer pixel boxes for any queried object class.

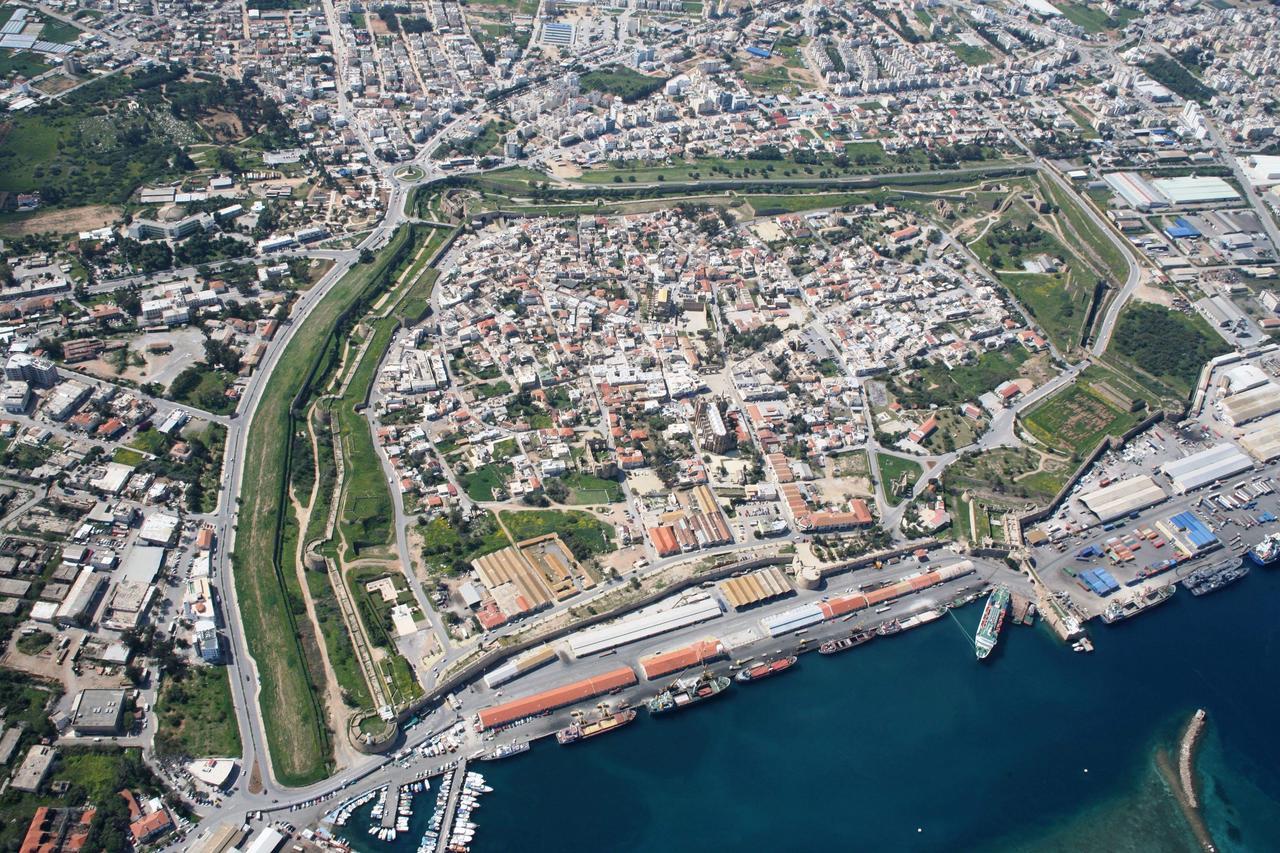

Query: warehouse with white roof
[1079,475,1168,522]
[1160,443,1254,494]
[1220,363,1270,394]
[1238,415,1280,462]
[1151,176,1241,206]
[1220,382,1280,427]
[566,593,723,657]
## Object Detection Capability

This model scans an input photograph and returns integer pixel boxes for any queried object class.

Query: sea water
[340,560,1280,852]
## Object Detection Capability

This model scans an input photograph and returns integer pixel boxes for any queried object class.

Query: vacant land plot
[1022,382,1141,455]
[154,666,242,759]
[500,509,615,560]
[877,453,924,505]
[461,463,513,502]
[561,472,624,504]
[946,447,1069,504]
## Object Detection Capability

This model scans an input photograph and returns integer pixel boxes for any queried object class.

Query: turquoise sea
[340,559,1280,852]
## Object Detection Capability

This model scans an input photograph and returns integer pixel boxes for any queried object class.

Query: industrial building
[1239,415,1280,461]
[102,546,164,630]
[1160,443,1254,494]
[242,827,287,853]
[475,666,637,730]
[1157,511,1220,557]
[639,639,725,680]
[566,593,723,657]
[1150,175,1241,206]
[70,688,126,736]
[717,566,793,609]
[12,745,56,792]
[482,644,557,689]
[1220,382,1280,426]
[1103,172,1168,211]
[762,562,974,637]
[1079,475,1168,522]
[1220,363,1270,394]
[55,569,106,627]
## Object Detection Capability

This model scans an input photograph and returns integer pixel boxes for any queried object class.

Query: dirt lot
[0,204,122,237]
[199,109,246,143]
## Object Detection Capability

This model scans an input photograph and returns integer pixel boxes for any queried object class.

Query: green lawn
[500,509,615,559]
[0,50,52,80]
[462,463,513,502]
[562,471,624,504]
[951,42,993,66]
[420,511,510,575]
[1055,1,1139,33]
[876,453,924,506]
[892,347,1029,408]
[475,380,511,399]
[153,666,243,759]
[578,66,667,103]
[112,448,146,466]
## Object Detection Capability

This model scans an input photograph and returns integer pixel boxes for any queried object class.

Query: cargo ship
[646,673,731,715]
[875,619,903,637]
[555,709,636,745]
[1249,532,1280,566]
[1101,584,1175,624]
[734,655,797,683]
[899,609,943,631]
[1182,560,1249,597]
[819,629,875,655]
[974,586,1010,661]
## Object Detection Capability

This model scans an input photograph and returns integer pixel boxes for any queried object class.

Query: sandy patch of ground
[547,160,583,179]
[1130,277,1177,308]
[751,219,785,240]
[0,204,122,237]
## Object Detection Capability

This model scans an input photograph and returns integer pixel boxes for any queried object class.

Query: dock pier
[439,759,468,840]
[380,783,401,830]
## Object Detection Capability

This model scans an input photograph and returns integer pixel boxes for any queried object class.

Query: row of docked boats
[419,767,454,853]
[329,785,383,828]
[444,771,492,853]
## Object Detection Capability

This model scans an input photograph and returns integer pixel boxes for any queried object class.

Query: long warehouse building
[761,561,975,637]
[483,644,558,689]
[476,666,637,730]
[639,640,725,680]
[1220,382,1280,427]
[1160,443,1254,494]
[1079,475,1168,522]
[566,593,723,657]
[1239,415,1280,462]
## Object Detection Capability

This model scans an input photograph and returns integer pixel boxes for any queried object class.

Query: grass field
[232,227,431,786]
[1036,174,1129,285]
[0,50,52,79]
[562,471,624,504]
[945,447,1069,504]
[500,509,615,559]
[462,463,513,502]
[971,202,1100,353]
[951,42,993,66]
[876,453,924,505]
[1021,382,1142,455]
[154,666,243,759]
